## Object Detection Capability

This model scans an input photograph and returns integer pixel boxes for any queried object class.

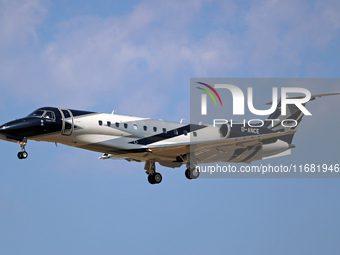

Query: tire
[22,151,28,159]
[190,167,200,179]
[185,169,191,179]
[148,174,155,184]
[153,173,162,184]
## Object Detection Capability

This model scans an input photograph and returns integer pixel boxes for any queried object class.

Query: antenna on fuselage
[180,119,184,123]
[111,110,115,114]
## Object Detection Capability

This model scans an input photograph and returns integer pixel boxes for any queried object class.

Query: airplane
[0,92,339,184]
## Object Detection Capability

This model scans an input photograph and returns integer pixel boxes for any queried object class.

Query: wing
[146,131,295,163]
[99,131,295,164]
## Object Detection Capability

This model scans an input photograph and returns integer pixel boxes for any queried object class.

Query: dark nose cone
[0,118,39,137]
[0,124,6,133]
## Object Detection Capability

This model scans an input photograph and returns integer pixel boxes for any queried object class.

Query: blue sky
[0,0,339,254]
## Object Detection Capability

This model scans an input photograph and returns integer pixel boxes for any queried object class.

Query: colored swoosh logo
[196,82,223,106]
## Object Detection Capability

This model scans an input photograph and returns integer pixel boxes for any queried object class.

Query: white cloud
[0,0,339,116]
[0,0,46,47]
[243,0,340,76]
[33,0,242,111]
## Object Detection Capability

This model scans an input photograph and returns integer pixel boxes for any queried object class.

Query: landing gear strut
[17,143,28,160]
[145,161,162,185]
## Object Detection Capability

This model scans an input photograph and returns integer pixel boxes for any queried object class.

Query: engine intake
[219,123,230,138]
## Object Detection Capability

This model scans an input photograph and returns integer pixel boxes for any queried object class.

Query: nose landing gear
[17,143,28,160]
[18,151,28,159]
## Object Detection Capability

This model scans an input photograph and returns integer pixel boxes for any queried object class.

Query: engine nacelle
[219,123,231,138]
[219,123,274,138]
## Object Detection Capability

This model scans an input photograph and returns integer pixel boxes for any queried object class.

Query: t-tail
[264,92,340,145]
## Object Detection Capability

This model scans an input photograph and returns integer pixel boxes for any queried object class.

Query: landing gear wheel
[22,151,28,159]
[148,172,162,185]
[185,169,191,179]
[148,174,155,184]
[17,151,28,160]
[153,172,162,184]
[190,167,200,179]
[185,167,200,180]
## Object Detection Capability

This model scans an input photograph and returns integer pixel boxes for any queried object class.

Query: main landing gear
[148,172,162,185]
[145,161,162,185]
[144,160,200,185]
[17,143,28,160]
[185,164,200,180]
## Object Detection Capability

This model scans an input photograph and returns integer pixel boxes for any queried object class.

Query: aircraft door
[58,108,74,136]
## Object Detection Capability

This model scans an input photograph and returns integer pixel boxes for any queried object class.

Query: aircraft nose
[0,119,32,135]
[0,122,12,133]
[0,124,6,133]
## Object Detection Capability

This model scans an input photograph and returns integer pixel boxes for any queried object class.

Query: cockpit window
[28,110,45,117]
[28,110,56,121]
[44,111,55,120]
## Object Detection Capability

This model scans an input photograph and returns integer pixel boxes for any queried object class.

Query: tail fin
[264,92,340,144]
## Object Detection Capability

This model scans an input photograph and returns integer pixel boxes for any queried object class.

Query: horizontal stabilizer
[266,92,340,105]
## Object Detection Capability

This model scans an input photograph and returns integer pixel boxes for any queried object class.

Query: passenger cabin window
[98,120,103,126]
[124,123,128,129]
[193,131,197,137]
[143,126,147,131]
[133,124,138,130]
[174,130,178,135]
[153,127,157,132]
[183,130,188,136]
[115,122,120,128]
[163,128,167,134]
[107,121,111,127]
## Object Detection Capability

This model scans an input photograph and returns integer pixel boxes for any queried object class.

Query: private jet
[0,92,338,184]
